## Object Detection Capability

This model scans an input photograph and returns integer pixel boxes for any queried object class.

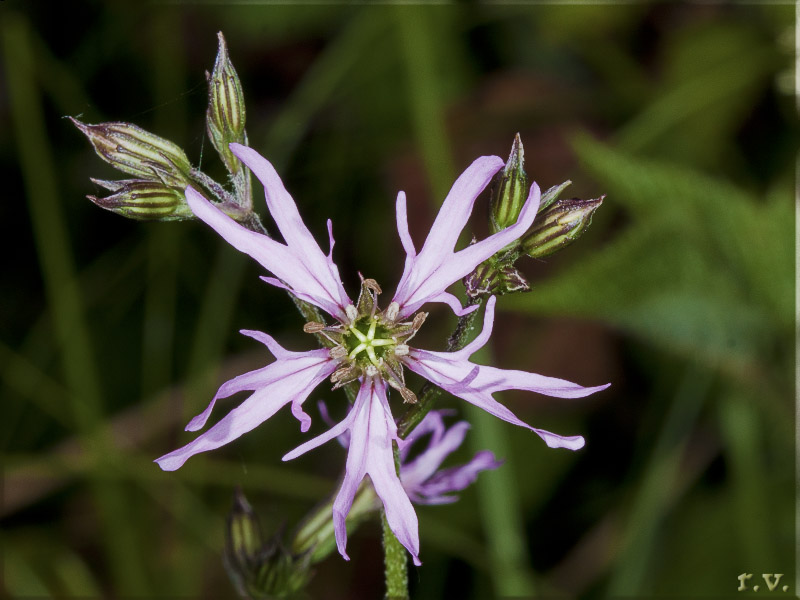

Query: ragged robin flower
[155,143,610,566]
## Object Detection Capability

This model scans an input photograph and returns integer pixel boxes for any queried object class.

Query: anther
[412,312,428,330]
[385,302,400,322]
[362,278,382,295]
[331,365,356,384]
[303,322,326,333]
[329,346,348,360]
[345,304,358,321]
[399,387,418,404]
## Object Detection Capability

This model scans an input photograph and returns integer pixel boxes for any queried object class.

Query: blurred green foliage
[1,2,794,599]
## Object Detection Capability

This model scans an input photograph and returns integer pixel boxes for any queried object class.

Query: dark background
[2,2,795,598]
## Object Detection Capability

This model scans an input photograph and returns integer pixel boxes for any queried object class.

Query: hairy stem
[383,444,409,599]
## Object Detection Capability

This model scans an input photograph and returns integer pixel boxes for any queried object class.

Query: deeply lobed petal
[392,157,541,318]
[284,378,421,566]
[400,421,470,491]
[404,297,609,451]
[398,410,502,505]
[411,450,503,505]
[185,146,351,320]
[155,336,336,471]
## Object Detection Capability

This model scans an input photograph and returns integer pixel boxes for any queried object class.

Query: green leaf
[572,136,793,325]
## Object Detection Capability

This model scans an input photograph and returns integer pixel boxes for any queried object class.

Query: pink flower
[155,144,609,566]
[319,405,503,505]
[398,410,503,506]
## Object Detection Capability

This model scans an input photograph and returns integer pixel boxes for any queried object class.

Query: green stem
[383,444,409,599]
[382,511,409,600]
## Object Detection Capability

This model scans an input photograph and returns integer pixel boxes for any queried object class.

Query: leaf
[572,136,792,325]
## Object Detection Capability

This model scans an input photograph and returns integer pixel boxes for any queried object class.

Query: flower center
[343,316,396,367]
[303,277,427,403]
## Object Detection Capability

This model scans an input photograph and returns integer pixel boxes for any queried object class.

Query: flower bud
[521,196,604,259]
[538,179,572,213]
[71,118,192,187]
[206,32,247,174]
[87,180,193,221]
[489,133,528,234]
[224,488,313,598]
[464,261,530,299]
[291,483,378,563]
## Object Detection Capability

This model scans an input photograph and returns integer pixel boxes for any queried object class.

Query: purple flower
[399,410,503,505]
[317,405,502,505]
[155,144,610,566]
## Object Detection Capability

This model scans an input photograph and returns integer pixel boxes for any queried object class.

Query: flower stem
[383,443,409,599]
[382,511,409,600]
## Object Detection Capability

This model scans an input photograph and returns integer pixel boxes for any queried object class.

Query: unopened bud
[226,488,263,575]
[522,196,604,259]
[206,32,247,174]
[224,488,313,598]
[71,118,191,187]
[88,180,193,221]
[538,180,572,213]
[465,261,529,299]
[489,133,528,234]
[464,262,494,299]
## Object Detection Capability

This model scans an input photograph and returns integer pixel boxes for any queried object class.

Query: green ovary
[343,316,396,366]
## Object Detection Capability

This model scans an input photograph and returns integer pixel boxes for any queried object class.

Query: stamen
[394,344,409,356]
[331,365,356,384]
[362,278,382,295]
[329,346,348,360]
[399,387,418,404]
[401,311,428,344]
[385,301,399,322]
[303,322,326,333]
[345,304,358,321]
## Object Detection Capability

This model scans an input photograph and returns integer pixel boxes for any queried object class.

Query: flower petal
[426,291,481,317]
[300,379,421,565]
[155,352,336,470]
[391,158,542,318]
[230,144,351,315]
[404,301,607,450]
[399,409,452,462]
[185,184,350,320]
[364,381,421,566]
[331,380,372,561]
[406,350,600,450]
[282,406,357,461]
[401,421,470,491]
[185,332,330,432]
[413,450,503,505]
